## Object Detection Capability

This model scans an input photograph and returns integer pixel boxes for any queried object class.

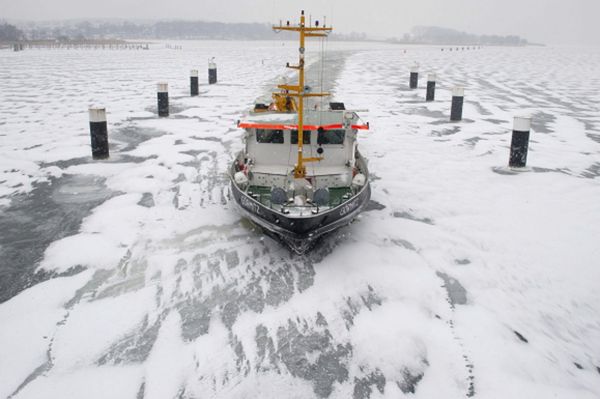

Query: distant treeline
[3,20,532,46]
[12,20,366,42]
[0,23,25,41]
[395,26,530,46]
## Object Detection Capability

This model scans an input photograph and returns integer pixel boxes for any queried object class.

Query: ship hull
[230,162,371,254]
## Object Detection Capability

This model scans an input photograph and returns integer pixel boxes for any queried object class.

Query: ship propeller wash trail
[229,10,371,254]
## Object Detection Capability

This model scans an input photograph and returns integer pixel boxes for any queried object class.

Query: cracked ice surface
[1,42,600,398]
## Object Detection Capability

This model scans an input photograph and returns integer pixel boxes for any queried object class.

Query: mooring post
[409,64,419,89]
[509,116,532,168]
[450,86,464,121]
[89,107,109,159]
[157,82,169,117]
[208,58,217,84]
[190,69,199,96]
[426,73,436,102]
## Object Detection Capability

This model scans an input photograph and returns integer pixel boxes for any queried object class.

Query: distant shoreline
[2,19,541,47]
[0,38,544,47]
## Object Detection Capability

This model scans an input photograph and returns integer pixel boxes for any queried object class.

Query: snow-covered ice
[1,41,599,398]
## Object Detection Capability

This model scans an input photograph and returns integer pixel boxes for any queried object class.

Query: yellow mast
[273,10,332,179]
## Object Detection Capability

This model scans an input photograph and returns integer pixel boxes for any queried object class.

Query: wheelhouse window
[291,130,311,144]
[317,129,345,145]
[256,129,284,144]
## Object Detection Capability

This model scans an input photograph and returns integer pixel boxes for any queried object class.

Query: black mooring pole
[190,70,199,96]
[426,73,436,101]
[450,86,464,121]
[89,107,109,159]
[157,82,169,117]
[409,64,419,89]
[509,116,532,168]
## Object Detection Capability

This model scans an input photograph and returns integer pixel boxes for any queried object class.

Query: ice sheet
[1,42,599,398]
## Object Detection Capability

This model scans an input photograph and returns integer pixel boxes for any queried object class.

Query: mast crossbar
[286,93,330,98]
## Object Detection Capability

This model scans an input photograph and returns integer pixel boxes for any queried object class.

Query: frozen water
[0,174,114,302]
[1,42,600,398]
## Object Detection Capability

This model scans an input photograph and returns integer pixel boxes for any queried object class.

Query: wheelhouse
[234,108,368,216]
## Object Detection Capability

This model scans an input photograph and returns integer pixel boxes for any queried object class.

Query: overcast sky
[2,0,600,45]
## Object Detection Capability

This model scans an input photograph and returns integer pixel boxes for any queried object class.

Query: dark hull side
[230,176,371,254]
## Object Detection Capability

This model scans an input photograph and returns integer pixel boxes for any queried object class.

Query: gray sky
[2,0,599,45]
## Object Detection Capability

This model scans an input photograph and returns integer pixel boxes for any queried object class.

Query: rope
[320,36,325,116]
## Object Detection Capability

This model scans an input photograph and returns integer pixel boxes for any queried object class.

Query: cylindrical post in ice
[450,86,464,121]
[208,58,217,84]
[89,107,109,159]
[409,64,419,89]
[157,82,169,117]
[509,116,532,168]
[426,73,436,102]
[190,69,199,96]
